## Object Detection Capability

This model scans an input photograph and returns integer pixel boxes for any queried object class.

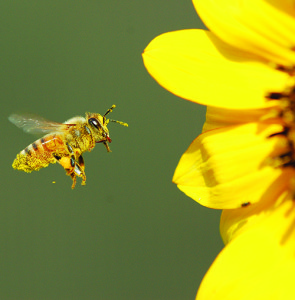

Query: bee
[9,105,128,189]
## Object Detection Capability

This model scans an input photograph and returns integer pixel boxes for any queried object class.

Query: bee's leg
[64,143,78,189]
[69,171,77,189]
[53,144,86,189]
[69,155,77,189]
[63,155,77,189]
[78,155,86,186]
[72,155,86,186]
[103,141,111,152]
[53,152,77,189]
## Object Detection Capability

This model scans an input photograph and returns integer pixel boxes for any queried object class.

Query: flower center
[267,78,295,169]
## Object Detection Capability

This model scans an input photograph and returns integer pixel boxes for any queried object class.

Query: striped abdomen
[12,134,66,173]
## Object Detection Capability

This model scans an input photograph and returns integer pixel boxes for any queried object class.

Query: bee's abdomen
[12,135,65,172]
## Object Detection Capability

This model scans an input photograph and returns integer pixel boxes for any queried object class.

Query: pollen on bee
[59,156,72,169]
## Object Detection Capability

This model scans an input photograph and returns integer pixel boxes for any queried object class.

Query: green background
[1,1,223,299]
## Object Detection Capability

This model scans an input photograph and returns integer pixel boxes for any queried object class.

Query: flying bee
[9,105,128,189]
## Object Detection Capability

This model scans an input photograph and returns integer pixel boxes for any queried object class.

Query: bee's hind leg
[63,156,77,189]
[69,171,77,189]
[65,154,86,187]
[53,153,78,189]
[53,147,86,189]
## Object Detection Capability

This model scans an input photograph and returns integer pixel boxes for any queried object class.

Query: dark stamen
[266,92,284,100]
[268,127,289,138]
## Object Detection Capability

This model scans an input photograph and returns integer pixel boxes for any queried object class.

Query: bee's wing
[8,113,73,134]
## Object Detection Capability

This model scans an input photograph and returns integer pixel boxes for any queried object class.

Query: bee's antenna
[109,119,128,127]
[104,105,128,127]
[104,105,116,117]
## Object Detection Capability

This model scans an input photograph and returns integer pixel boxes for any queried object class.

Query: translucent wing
[8,113,73,134]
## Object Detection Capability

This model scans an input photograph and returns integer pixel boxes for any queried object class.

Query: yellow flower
[142,0,295,299]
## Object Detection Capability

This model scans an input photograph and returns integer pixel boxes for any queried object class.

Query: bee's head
[86,105,128,152]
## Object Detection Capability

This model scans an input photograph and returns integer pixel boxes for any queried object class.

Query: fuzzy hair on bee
[9,105,128,189]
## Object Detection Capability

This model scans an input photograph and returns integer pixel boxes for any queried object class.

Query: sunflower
[143,0,295,299]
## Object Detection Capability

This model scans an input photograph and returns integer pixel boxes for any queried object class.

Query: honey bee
[9,105,128,189]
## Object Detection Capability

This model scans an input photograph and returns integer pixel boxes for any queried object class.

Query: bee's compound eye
[88,118,100,129]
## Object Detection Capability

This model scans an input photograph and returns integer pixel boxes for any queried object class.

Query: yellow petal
[203,105,281,131]
[196,198,295,300]
[173,122,289,209]
[142,29,289,109]
[193,0,295,67]
[220,176,295,244]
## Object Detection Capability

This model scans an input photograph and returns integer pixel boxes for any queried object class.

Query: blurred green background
[1,1,223,299]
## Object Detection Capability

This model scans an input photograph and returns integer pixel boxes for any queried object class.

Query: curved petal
[173,122,291,209]
[142,29,289,109]
[203,105,281,131]
[220,178,295,244]
[196,198,295,300]
[194,0,295,67]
